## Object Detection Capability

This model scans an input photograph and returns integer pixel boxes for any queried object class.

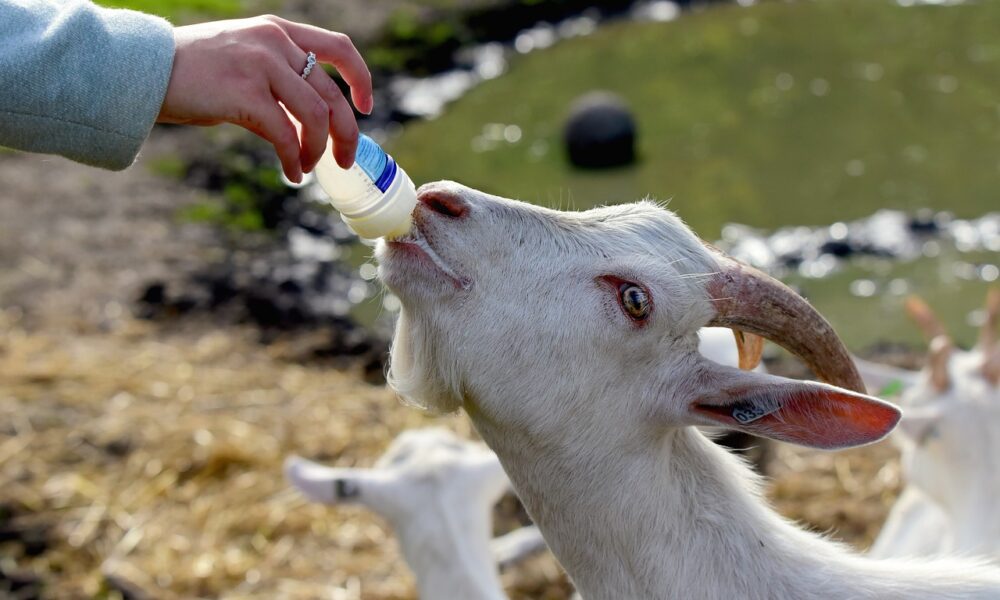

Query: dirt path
[0,128,220,332]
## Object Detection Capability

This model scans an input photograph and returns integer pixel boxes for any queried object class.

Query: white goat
[375,181,1000,600]
[285,428,547,600]
[860,292,1000,558]
[286,330,754,600]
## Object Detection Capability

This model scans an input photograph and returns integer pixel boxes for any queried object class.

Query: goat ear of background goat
[676,356,900,450]
[284,457,394,508]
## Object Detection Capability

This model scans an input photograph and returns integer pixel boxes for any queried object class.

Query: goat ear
[683,359,900,449]
[284,456,388,505]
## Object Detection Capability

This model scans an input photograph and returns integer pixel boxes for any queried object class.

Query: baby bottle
[313,134,417,239]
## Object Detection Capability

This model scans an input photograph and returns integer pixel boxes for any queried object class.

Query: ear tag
[335,479,360,499]
[730,393,783,424]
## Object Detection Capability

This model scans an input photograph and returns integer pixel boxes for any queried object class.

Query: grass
[95,0,247,22]
[387,0,1000,348]
[783,250,998,350]
[390,0,1000,230]
[93,0,506,26]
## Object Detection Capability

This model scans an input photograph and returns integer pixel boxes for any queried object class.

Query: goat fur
[377,181,1000,599]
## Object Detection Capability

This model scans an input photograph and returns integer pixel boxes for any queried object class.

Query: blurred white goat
[376,181,1000,599]
[285,428,547,600]
[288,330,753,600]
[859,291,1000,559]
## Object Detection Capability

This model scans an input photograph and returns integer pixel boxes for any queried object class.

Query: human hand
[157,15,373,183]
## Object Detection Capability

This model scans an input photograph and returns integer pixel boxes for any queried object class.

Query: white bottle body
[313,134,416,239]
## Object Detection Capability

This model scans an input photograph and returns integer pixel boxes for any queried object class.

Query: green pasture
[96,0,246,22]
[388,0,1000,349]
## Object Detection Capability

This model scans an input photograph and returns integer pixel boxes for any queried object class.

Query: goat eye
[619,284,650,320]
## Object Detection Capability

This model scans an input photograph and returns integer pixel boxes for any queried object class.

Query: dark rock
[244,291,302,329]
[278,279,303,295]
[820,240,855,258]
[138,283,165,306]
[171,296,198,314]
[564,91,637,169]
[208,277,238,308]
[779,255,803,269]
[908,208,941,234]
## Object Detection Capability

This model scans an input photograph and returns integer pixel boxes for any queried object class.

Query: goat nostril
[419,190,468,219]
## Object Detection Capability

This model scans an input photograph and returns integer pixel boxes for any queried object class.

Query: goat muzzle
[705,253,866,394]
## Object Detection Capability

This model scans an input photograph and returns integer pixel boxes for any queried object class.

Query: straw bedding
[0,311,902,599]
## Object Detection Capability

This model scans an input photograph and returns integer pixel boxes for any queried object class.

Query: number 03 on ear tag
[731,395,783,425]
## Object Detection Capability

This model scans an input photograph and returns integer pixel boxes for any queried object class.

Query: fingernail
[362,96,374,115]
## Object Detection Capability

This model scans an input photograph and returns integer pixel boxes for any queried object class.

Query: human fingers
[267,58,331,174]
[302,64,359,169]
[267,17,374,114]
[239,98,303,183]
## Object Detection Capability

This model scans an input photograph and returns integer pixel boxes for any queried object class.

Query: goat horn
[978,288,999,351]
[705,254,865,393]
[928,335,953,392]
[904,296,948,340]
[903,296,955,390]
[982,288,1000,386]
[732,330,764,371]
[984,348,1000,387]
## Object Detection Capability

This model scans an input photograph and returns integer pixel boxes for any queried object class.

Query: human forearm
[0,0,174,170]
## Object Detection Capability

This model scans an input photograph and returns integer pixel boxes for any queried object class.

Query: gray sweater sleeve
[0,0,175,170]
